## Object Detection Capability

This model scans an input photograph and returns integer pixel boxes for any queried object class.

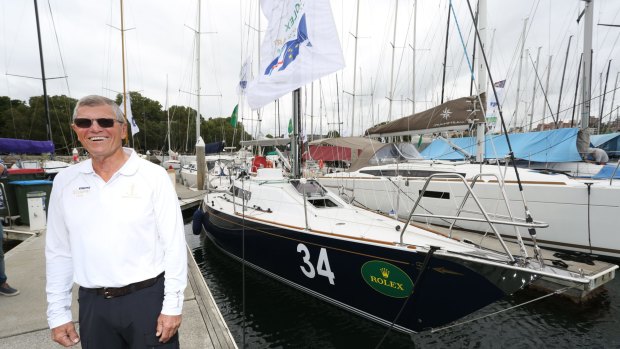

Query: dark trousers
[78,276,180,349]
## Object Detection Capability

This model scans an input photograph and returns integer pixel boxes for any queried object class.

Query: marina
[2,0,620,347]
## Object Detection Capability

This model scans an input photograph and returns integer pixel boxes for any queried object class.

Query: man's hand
[156,314,182,343]
[51,322,80,347]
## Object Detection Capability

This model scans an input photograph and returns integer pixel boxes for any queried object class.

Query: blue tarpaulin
[0,138,54,154]
[592,164,620,179]
[420,128,583,162]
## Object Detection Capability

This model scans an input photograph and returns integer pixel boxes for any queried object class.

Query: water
[185,226,620,349]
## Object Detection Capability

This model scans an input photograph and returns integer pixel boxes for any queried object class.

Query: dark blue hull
[203,206,512,332]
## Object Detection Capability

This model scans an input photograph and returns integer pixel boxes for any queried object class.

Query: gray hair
[72,95,125,123]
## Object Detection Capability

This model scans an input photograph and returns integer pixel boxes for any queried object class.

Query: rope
[427,286,572,333]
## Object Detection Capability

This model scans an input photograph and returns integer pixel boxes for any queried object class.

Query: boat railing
[610,161,620,185]
[399,173,548,261]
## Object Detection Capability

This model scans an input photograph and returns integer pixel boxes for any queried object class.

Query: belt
[81,272,164,299]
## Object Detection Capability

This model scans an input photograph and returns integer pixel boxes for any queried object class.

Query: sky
[1,0,620,141]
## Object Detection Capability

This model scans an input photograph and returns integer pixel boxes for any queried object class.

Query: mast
[529,47,541,131]
[541,55,552,128]
[571,53,583,127]
[292,89,302,178]
[33,0,53,145]
[514,17,528,131]
[412,0,417,115]
[609,72,619,130]
[580,0,593,130]
[475,0,487,163]
[387,0,399,120]
[556,36,573,119]
[440,3,451,104]
[195,0,202,143]
[475,0,487,97]
[599,60,611,133]
[119,0,129,144]
[350,0,361,136]
[166,75,171,154]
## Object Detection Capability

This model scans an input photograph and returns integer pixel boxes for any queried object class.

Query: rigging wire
[429,286,572,333]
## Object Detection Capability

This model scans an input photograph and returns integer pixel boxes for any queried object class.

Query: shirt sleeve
[45,178,75,329]
[152,168,187,315]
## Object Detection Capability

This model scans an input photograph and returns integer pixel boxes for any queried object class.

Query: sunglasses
[73,118,120,129]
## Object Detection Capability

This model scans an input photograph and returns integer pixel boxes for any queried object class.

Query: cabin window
[359,169,466,178]
[229,186,251,201]
[291,179,326,197]
[419,190,450,199]
[307,198,339,208]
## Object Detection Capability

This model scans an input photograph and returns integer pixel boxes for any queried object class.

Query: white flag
[120,93,139,136]
[246,0,345,109]
[486,80,505,133]
[238,56,253,95]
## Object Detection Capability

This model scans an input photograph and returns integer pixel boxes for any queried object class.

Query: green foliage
[326,130,340,138]
[0,93,253,155]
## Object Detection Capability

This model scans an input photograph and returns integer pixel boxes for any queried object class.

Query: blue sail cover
[0,138,55,154]
[420,128,583,162]
[204,141,225,154]
[592,164,620,179]
[590,132,620,147]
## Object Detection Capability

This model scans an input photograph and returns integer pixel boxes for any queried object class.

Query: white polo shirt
[45,148,187,329]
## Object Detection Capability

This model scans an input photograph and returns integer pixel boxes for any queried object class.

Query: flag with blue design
[246,0,345,109]
[238,57,252,94]
[486,79,506,133]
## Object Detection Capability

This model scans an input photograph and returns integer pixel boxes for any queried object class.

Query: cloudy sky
[1,0,619,140]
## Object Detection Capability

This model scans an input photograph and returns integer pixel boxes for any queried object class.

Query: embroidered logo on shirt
[73,186,90,197]
[122,183,141,199]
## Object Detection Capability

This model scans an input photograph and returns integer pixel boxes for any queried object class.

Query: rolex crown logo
[380,267,390,278]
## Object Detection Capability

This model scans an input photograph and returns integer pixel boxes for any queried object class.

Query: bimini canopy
[420,128,583,162]
[0,138,54,154]
[348,142,422,171]
[364,94,485,137]
[304,137,384,166]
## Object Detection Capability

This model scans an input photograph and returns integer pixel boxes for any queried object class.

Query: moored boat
[195,168,616,333]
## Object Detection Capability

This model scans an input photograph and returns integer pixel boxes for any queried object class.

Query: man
[0,157,19,296]
[46,95,187,348]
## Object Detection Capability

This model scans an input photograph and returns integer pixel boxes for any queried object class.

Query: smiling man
[45,95,187,348]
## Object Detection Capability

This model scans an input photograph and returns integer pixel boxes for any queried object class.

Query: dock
[175,179,206,212]
[0,226,237,348]
[410,222,618,303]
[0,181,237,348]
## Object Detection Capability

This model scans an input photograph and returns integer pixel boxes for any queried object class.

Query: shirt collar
[78,148,139,177]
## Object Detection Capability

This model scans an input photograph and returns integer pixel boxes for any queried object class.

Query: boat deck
[409,221,618,303]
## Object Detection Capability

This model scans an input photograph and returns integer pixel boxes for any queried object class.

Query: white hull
[319,161,620,259]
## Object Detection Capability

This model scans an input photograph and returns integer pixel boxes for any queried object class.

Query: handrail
[449,173,530,258]
[399,173,524,262]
